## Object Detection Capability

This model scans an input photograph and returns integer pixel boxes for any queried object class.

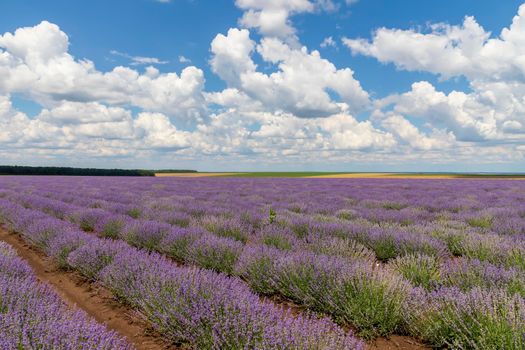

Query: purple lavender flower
[121,219,171,251]
[0,242,132,349]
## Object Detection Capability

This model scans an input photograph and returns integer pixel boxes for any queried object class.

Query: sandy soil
[264,294,429,350]
[155,172,241,177]
[0,229,176,350]
[367,335,429,350]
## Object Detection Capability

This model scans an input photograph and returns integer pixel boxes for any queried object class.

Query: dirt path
[0,229,176,350]
[367,335,429,350]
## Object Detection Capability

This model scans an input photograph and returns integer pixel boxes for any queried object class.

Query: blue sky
[2,0,519,96]
[0,0,524,171]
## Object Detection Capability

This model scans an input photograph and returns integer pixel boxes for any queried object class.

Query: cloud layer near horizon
[0,1,524,169]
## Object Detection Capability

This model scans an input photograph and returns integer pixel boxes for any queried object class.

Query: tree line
[0,166,195,176]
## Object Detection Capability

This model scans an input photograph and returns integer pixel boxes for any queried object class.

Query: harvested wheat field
[306,173,525,179]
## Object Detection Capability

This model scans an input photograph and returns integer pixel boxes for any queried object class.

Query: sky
[0,0,524,172]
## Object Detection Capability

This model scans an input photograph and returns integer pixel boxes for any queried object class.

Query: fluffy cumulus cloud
[343,5,525,81]
[210,29,369,118]
[1,2,524,168]
[0,95,30,144]
[235,0,338,44]
[0,21,207,125]
[344,4,525,157]
[236,0,310,41]
[0,20,385,165]
[0,97,189,158]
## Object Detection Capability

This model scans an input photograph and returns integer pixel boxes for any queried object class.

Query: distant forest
[0,166,196,176]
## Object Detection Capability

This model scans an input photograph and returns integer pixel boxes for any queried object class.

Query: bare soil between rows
[0,228,429,350]
[0,228,177,350]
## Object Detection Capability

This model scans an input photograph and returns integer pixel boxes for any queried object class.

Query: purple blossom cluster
[0,176,524,348]
[0,199,364,349]
[0,242,132,349]
[236,245,410,339]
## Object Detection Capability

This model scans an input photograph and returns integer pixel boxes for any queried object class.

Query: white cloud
[0,12,523,169]
[320,36,337,48]
[0,21,206,125]
[0,95,188,154]
[375,80,525,142]
[343,5,525,149]
[134,112,190,149]
[39,101,131,125]
[235,0,339,44]
[235,0,313,43]
[0,95,31,143]
[110,50,169,65]
[205,88,263,111]
[178,55,191,63]
[210,29,369,118]
[210,28,256,86]
[380,114,455,150]
[343,5,525,81]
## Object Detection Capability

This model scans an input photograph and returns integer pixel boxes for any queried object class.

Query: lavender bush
[389,253,440,289]
[0,242,132,349]
[236,245,411,339]
[0,198,364,349]
[185,233,243,273]
[405,287,525,349]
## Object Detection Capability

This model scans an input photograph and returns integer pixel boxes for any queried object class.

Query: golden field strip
[155,172,525,179]
[306,173,525,179]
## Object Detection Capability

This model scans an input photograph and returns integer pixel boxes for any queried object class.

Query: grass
[217,172,348,177]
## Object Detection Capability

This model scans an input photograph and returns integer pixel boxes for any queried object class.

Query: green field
[216,172,348,177]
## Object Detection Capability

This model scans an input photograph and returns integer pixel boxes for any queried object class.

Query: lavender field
[1,176,525,349]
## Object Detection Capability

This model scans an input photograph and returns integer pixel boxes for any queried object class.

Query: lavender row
[3,182,525,271]
[0,189,470,264]
[0,191,428,338]
[5,187,525,342]
[7,190,525,345]
[390,253,525,296]
[0,241,132,349]
[2,176,523,236]
[2,189,445,264]
[3,190,393,338]
[237,247,525,348]
[0,199,364,350]
[9,188,525,279]
[405,287,525,348]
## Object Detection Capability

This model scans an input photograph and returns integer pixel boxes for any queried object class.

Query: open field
[0,176,524,349]
[307,173,525,179]
[217,172,350,177]
[155,172,525,179]
[154,172,342,177]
